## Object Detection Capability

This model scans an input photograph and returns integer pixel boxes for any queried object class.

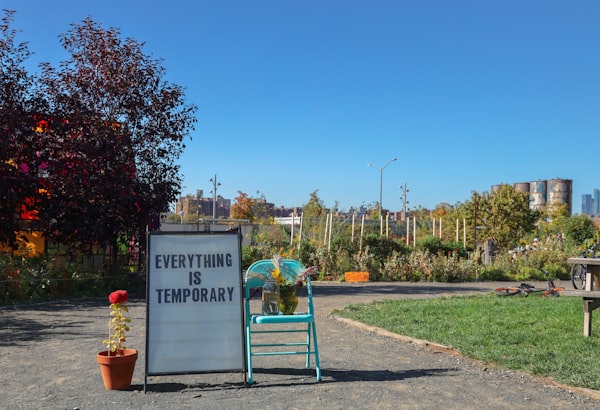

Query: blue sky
[7,1,599,213]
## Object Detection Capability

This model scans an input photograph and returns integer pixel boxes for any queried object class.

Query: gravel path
[1,281,599,409]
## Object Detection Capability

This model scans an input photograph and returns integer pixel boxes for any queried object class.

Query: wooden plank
[560,290,600,337]
[560,290,600,298]
[568,257,600,265]
[583,298,600,337]
[566,258,600,290]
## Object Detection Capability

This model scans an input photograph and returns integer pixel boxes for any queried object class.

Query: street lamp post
[209,174,220,220]
[368,157,397,235]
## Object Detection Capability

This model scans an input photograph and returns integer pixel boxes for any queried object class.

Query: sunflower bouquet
[270,255,318,292]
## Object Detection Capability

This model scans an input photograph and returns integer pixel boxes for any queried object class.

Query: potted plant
[96,289,138,390]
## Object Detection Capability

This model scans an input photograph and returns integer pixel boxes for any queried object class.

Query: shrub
[0,254,138,305]
[382,251,421,281]
[430,253,477,282]
[416,236,444,255]
[479,266,510,281]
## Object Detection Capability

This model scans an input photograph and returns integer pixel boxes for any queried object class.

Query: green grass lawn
[337,293,600,390]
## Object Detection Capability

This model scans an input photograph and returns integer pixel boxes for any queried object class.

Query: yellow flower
[270,255,287,286]
[271,266,284,285]
[269,254,318,288]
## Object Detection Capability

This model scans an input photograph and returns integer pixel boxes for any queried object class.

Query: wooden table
[565,257,600,336]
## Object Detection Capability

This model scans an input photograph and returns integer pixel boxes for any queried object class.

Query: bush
[407,249,433,281]
[416,236,444,254]
[479,266,510,281]
[382,251,421,281]
[430,253,477,282]
[0,254,139,305]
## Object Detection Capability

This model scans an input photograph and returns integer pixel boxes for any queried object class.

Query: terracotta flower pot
[96,349,138,390]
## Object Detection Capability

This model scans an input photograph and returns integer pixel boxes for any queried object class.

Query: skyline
[7,1,600,213]
[184,176,594,216]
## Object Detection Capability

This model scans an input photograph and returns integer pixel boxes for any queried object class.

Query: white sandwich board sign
[144,231,244,385]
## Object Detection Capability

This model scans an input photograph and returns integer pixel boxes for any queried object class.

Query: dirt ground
[2,280,600,409]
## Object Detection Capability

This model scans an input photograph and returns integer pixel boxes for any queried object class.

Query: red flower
[108,290,129,304]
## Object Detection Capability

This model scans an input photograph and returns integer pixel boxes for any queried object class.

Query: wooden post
[359,214,365,252]
[323,213,329,245]
[290,213,295,246]
[328,213,333,251]
[385,213,389,238]
[589,265,600,291]
[456,218,459,242]
[297,213,303,253]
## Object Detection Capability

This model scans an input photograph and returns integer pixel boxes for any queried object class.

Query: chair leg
[246,325,255,385]
[306,322,321,382]
[305,323,312,369]
[311,321,321,381]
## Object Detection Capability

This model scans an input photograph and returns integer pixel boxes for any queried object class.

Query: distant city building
[175,189,231,219]
[581,188,600,217]
[174,190,303,220]
[582,194,593,215]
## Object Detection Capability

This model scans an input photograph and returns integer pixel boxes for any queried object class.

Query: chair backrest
[245,259,305,288]
[244,259,312,304]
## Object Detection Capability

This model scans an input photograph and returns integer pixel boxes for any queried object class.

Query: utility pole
[400,182,409,244]
[210,175,220,220]
[399,182,409,221]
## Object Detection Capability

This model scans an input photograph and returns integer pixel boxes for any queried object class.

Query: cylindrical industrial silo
[491,184,503,194]
[547,178,573,215]
[513,182,530,194]
[529,180,547,211]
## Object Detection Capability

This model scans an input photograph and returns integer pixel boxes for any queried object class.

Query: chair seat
[252,313,314,324]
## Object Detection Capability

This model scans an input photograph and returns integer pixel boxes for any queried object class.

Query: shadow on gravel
[249,366,452,384]
[0,316,51,346]
[0,314,90,346]
[0,300,105,347]
[140,366,454,392]
[138,381,246,393]
[321,367,452,382]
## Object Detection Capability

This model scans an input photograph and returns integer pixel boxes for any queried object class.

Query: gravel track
[1,280,599,409]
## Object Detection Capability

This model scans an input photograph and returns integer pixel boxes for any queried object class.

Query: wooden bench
[564,258,600,337]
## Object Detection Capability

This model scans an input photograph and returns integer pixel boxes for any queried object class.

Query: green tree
[299,190,328,246]
[367,204,379,221]
[479,185,539,249]
[408,205,433,236]
[303,190,325,218]
[551,214,595,246]
[250,192,270,223]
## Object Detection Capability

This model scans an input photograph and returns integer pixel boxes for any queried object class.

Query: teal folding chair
[244,259,321,385]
